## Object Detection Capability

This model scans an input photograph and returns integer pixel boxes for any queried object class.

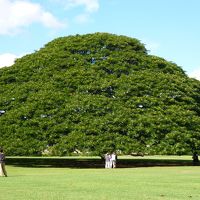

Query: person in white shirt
[111,152,117,168]
[105,153,111,168]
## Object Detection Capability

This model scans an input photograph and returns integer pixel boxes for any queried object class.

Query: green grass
[0,165,200,200]
[119,155,193,160]
[7,155,193,160]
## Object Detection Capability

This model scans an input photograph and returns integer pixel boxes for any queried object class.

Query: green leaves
[0,33,200,156]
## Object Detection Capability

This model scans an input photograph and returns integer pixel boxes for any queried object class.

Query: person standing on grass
[111,152,117,168]
[192,152,199,165]
[105,153,111,168]
[0,149,7,177]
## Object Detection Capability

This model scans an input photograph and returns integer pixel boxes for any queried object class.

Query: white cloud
[0,53,19,68]
[52,0,99,23]
[66,0,99,13]
[0,0,65,35]
[188,69,200,80]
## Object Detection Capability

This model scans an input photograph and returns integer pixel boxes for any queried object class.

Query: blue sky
[0,0,200,80]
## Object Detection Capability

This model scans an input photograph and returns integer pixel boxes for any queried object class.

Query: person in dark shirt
[192,152,199,166]
[0,149,7,177]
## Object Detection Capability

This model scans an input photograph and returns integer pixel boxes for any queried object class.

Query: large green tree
[0,33,200,156]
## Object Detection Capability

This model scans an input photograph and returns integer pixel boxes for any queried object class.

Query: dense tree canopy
[0,32,200,156]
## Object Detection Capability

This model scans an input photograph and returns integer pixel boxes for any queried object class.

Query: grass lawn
[0,165,200,200]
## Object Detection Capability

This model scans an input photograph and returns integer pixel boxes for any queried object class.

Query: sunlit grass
[7,155,193,160]
[0,165,199,200]
[118,155,193,160]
